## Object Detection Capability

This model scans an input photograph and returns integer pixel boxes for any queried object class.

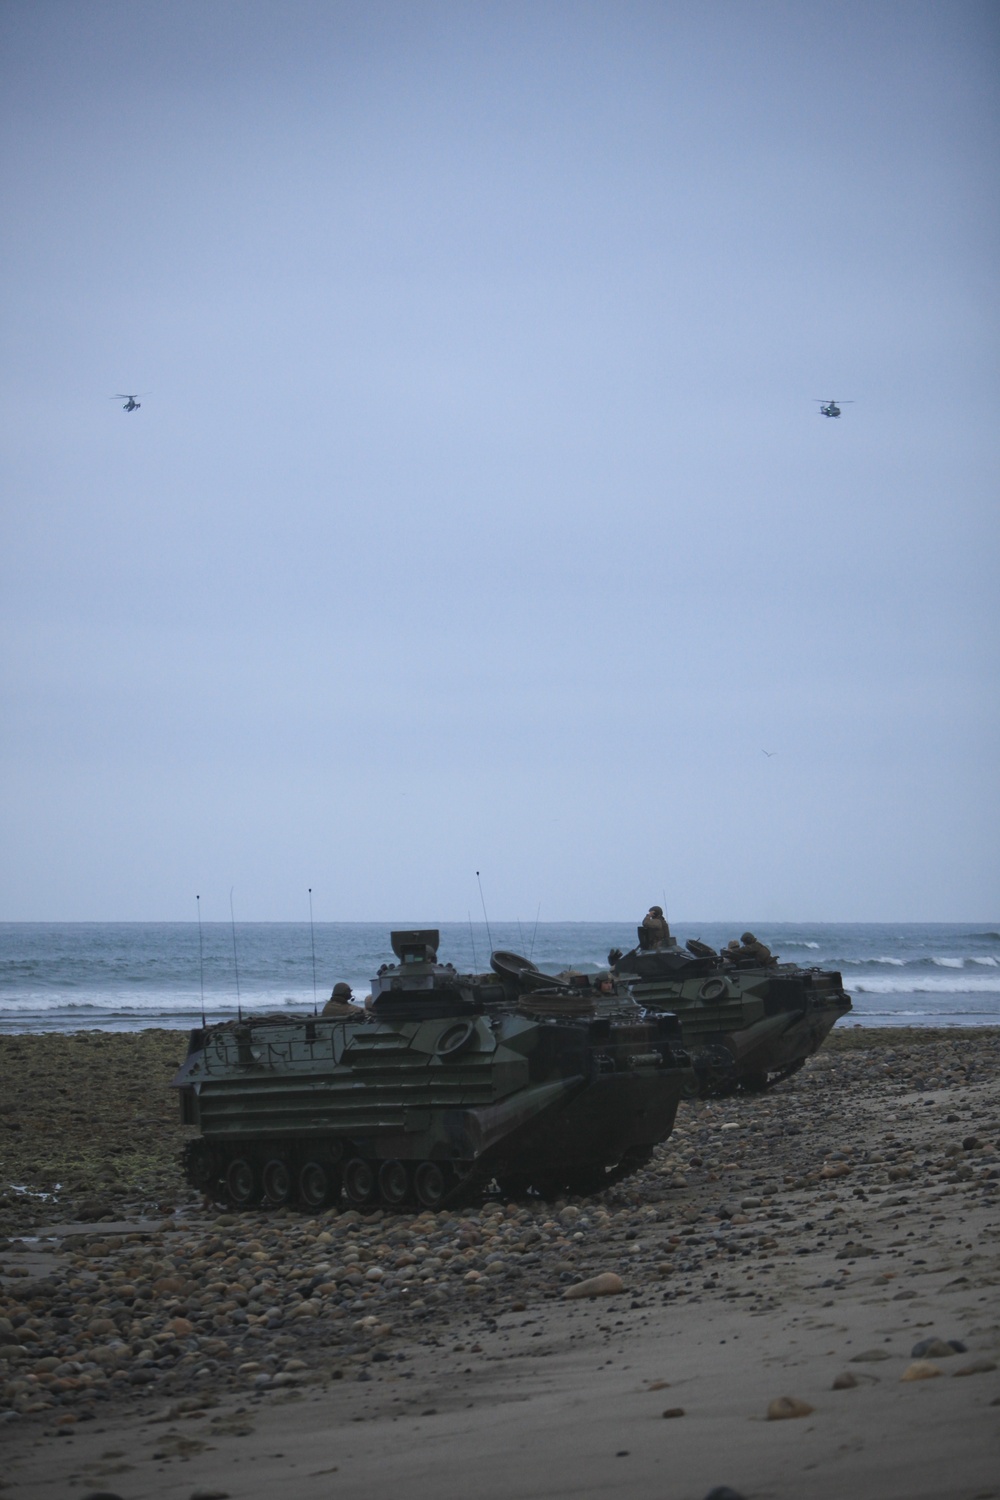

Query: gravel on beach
[1,1025,998,1430]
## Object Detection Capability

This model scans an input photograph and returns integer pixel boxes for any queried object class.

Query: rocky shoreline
[1,1025,998,1498]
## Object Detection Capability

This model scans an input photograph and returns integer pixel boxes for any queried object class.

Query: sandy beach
[1,1026,998,1500]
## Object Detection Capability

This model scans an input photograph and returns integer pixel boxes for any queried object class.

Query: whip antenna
[467,911,479,972]
[229,887,242,1021]
[308,887,318,1016]
[529,901,541,960]
[476,871,494,955]
[196,894,206,1028]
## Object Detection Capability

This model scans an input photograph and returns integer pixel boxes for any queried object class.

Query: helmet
[741,932,756,945]
[332,981,353,999]
[649,906,664,918]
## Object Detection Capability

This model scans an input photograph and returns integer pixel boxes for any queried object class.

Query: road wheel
[343,1157,377,1206]
[225,1155,259,1208]
[262,1157,295,1206]
[413,1161,450,1209]
[378,1160,410,1207]
[298,1160,339,1211]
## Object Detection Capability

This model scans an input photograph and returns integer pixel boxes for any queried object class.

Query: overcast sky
[1,1,997,923]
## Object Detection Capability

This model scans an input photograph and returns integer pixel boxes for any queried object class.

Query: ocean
[1,921,998,1034]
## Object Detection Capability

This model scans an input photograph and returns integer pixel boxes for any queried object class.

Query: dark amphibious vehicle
[173,930,695,1211]
[607,927,851,1095]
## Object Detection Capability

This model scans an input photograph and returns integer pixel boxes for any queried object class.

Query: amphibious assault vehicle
[608,930,851,1095]
[173,929,695,1211]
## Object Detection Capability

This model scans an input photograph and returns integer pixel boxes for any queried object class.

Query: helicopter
[815,398,853,418]
[112,393,145,412]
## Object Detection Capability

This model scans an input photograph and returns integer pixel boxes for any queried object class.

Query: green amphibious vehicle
[173,930,695,1211]
[608,927,851,1095]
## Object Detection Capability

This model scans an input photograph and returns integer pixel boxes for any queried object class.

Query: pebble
[900,1361,942,1382]
[831,1372,859,1389]
[849,1348,892,1362]
[766,1396,814,1420]
[661,1407,685,1418]
[952,1359,997,1377]
[911,1338,964,1358]
[562,1272,624,1299]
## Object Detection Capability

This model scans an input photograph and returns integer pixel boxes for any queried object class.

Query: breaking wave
[849,974,1000,996]
[0,987,344,1016]
[838,955,997,970]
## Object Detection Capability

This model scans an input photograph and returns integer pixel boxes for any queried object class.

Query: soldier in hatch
[640,905,671,949]
[322,981,363,1018]
[731,931,776,966]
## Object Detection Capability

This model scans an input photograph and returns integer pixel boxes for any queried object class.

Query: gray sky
[1,1,997,923]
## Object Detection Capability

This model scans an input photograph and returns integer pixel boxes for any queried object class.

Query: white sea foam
[0,987,323,1015]
[849,975,1000,995]
[843,955,994,968]
[854,1008,997,1020]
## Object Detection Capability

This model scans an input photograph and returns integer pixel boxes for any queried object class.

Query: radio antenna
[529,901,541,960]
[467,910,479,972]
[229,886,242,1021]
[308,887,318,1016]
[196,894,206,1028]
[476,871,494,956]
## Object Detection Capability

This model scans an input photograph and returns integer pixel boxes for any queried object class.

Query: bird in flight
[762,749,776,757]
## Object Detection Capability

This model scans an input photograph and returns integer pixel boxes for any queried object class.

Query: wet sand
[1,1026,998,1499]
